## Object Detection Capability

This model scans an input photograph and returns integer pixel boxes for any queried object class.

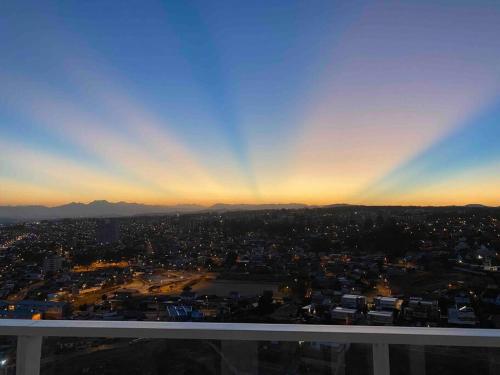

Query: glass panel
[389,345,500,375]
[40,337,221,375]
[0,336,16,375]
[39,338,373,375]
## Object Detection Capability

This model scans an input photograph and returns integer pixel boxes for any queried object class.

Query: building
[404,298,440,321]
[0,300,67,320]
[166,305,192,321]
[340,294,366,310]
[331,307,359,324]
[448,307,477,327]
[373,297,402,311]
[367,310,394,325]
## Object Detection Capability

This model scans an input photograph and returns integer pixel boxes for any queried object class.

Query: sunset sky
[1,1,499,206]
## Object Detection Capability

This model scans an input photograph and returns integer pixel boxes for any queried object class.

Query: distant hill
[322,203,353,208]
[0,200,204,221]
[0,200,496,222]
[209,203,308,212]
[0,200,309,221]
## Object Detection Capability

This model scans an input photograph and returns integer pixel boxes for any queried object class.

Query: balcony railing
[1,320,499,375]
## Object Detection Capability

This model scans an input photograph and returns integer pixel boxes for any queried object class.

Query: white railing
[1,320,499,375]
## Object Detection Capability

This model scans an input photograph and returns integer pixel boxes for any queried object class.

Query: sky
[1,0,499,207]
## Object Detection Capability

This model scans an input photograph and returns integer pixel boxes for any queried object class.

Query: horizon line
[0,199,498,209]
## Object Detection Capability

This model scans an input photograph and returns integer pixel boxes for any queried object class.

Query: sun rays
[1,1,499,206]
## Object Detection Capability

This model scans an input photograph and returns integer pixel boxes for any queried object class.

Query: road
[71,270,213,307]
[7,280,45,302]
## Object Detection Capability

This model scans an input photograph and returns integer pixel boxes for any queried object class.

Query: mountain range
[0,200,496,223]
[0,200,308,221]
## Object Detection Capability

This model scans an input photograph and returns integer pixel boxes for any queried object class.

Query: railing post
[16,336,42,375]
[372,343,390,375]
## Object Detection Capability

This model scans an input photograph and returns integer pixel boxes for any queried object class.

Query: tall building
[96,219,121,244]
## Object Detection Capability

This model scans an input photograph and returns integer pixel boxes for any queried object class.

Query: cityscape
[1,0,500,374]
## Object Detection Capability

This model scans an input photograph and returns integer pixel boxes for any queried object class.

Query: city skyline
[1,1,500,207]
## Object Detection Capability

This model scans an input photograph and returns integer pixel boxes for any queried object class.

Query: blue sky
[1,1,499,205]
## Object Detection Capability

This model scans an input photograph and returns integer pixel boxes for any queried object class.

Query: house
[448,307,477,327]
[331,307,359,324]
[0,300,67,320]
[404,298,440,321]
[367,310,394,325]
[340,294,366,310]
[374,297,402,311]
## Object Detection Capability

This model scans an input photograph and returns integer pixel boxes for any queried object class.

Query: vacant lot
[193,278,282,298]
